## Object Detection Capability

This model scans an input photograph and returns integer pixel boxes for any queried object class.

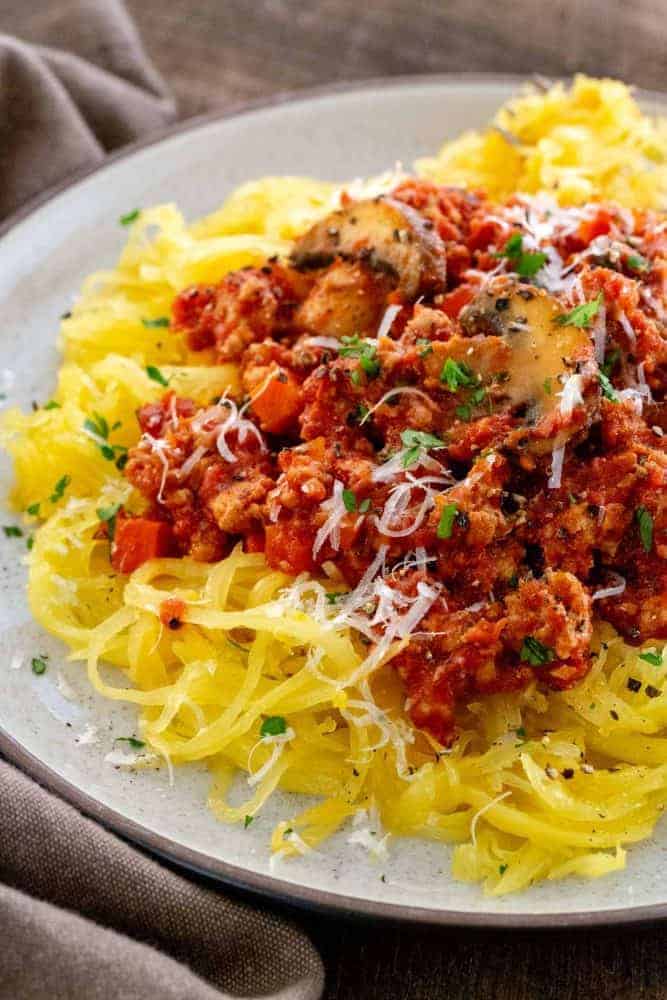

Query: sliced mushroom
[294,259,392,339]
[460,280,596,425]
[291,197,447,299]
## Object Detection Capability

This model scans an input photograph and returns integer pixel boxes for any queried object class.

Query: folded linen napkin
[0,3,324,997]
[0,0,176,218]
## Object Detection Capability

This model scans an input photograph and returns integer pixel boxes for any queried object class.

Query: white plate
[1,74,666,928]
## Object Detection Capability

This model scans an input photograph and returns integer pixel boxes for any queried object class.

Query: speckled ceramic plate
[2,75,666,927]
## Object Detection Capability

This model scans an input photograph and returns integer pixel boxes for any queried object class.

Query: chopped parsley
[342,488,356,512]
[43,400,61,410]
[440,358,475,392]
[119,208,140,226]
[325,591,348,605]
[141,317,170,329]
[554,292,603,328]
[437,503,458,540]
[627,253,649,273]
[499,864,508,876]
[83,412,127,462]
[97,502,121,541]
[601,348,621,377]
[260,715,287,738]
[83,412,109,441]
[543,377,552,395]
[520,636,555,666]
[26,502,40,516]
[50,474,71,503]
[31,656,48,675]
[339,335,380,380]
[639,650,663,667]
[515,726,527,742]
[455,403,472,422]
[598,370,618,402]
[400,428,445,468]
[115,736,145,749]
[244,815,254,829]
[494,233,547,278]
[146,365,170,387]
[635,505,653,553]
[26,536,34,551]
[3,525,22,538]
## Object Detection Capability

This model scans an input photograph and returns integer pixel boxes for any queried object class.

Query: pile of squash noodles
[2,77,667,897]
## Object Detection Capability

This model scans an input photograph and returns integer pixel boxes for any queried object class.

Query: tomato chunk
[251,370,302,434]
[440,283,475,319]
[111,516,174,574]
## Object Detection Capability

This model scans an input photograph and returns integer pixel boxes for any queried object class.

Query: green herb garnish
[495,233,547,278]
[97,502,121,542]
[399,428,445,468]
[440,358,475,392]
[520,636,555,666]
[635,506,653,553]
[31,656,48,675]
[339,335,380,380]
[342,488,357,512]
[115,736,145,749]
[627,254,649,273]
[119,209,140,226]
[3,525,22,538]
[26,502,40,516]
[49,474,71,503]
[437,503,458,540]
[554,292,603,328]
[639,650,663,667]
[141,317,170,329]
[43,400,61,410]
[146,365,170,387]
[601,349,621,377]
[598,370,618,402]
[260,716,287,738]
[244,815,254,829]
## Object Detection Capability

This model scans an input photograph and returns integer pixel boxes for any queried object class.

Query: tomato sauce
[119,181,666,745]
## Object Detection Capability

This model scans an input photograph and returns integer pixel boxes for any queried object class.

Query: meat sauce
[120,179,667,745]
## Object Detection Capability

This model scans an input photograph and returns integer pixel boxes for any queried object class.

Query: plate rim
[2,71,667,930]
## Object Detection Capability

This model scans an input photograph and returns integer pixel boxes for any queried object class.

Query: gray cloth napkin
[0,762,323,999]
[0,0,176,218]
[0,4,324,997]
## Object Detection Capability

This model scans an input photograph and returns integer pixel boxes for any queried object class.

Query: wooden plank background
[6,1,667,997]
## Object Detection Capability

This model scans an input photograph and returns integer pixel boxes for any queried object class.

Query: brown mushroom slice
[460,283,596,425]
[290,197,447,299]
[294,259,392,339]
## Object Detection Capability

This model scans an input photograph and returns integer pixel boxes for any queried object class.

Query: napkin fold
[0,4,324,997]
[0,0,176,219]
[0,762,323,999]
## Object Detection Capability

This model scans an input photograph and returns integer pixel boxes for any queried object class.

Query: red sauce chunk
[118,181,667,746]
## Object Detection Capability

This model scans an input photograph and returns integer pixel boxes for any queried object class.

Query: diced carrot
[265,522,315,575]
[440,284,475,319]
[111,516,174,574]
[251,370,302,434]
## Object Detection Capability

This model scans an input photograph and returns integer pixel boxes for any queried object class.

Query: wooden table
[9,1,667,996]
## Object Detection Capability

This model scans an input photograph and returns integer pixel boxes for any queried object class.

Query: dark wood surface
[8,2,667,997]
